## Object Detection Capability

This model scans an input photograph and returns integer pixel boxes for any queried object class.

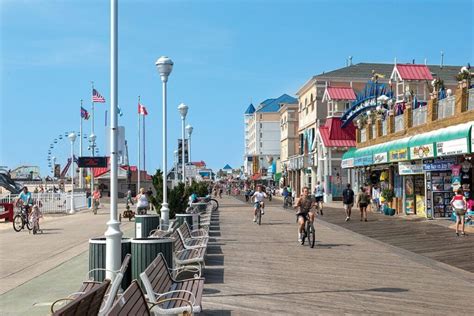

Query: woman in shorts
[356,187,370,222]
[450,188,467,236]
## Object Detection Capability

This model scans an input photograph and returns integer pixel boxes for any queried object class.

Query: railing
[382,120,388,136]
[437,95,455,119]
[412,106,427,126]
[394,115,404,132]
[0,192,88,214]
[372,124,376,139]
[468,88,474,111]
[360,128,367,142]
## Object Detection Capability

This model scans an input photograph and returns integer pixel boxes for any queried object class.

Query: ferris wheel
[47,131,101,177]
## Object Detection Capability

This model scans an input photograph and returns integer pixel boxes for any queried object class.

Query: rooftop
[256,94,297,113]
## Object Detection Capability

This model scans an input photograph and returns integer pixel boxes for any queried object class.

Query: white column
[105,0,123,282]
[327,147,333,202]
[181,117,186,184]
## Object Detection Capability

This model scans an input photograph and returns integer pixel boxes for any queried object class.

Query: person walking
[356,186,370,222]
[450,188,467,236]
[92,187,101,215]
[135,188,149,215]
[314,181,324,215]
[342,183,355,221]
[126,189,134,206]
[146,187,154,211]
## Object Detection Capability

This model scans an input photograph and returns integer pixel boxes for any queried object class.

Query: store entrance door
[404,174,426,216]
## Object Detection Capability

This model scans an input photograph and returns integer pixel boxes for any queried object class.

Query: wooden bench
[148,219,177,238]
[171,231,206,270]
[177,223,208,249]
[139,253,204,314]
[106,280,194,316]
[183,221,209,238]
[51,279,110,315]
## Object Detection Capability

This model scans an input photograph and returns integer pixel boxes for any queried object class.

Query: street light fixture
[156,56,173,226]
[178,103,188,185]
[68,133,76,214]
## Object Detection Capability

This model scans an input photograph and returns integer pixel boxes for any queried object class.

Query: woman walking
[450,188,467,236]
[356,187,370,222]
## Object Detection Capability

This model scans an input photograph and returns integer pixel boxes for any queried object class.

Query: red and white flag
[138,103,148,116]
[92,88,106,103]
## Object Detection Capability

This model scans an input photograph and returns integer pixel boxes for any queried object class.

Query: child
[29,205,43,234]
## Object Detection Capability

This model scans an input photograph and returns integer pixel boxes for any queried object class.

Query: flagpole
[143,113,146,172]
[137,96,141,193]
[91,81,95,197]
[79,99,84,189]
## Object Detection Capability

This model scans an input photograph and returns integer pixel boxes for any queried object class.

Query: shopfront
[399,161,425,216]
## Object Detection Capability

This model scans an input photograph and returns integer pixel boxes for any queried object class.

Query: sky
[1,0,472,176]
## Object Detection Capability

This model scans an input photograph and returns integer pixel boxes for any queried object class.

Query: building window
[260,132,262,138]
[260,114,263,119]
[260,142,263,147]
[260,123,262,128]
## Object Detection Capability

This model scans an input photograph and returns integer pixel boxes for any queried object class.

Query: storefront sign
[373,152,388,164]
[410,144,434,159]
[341,158,354,169]
[354,155,373,166]
[423,158,456,171]
[436,138,468,156]
[399,161,424,175]
[389,148,408,162]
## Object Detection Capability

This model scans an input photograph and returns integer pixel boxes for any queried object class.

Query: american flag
[81,106,90,120]
[92,88,106,103]
[138,103,148,116]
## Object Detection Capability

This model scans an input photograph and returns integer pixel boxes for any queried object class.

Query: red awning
[395,64,433,80]
[327,87,356,100]
[319,117,356,147]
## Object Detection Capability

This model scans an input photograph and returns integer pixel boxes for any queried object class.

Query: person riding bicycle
[295,187,316,242]
[92,187,101,214]
[251,185,267,222]
[17,186,33,212]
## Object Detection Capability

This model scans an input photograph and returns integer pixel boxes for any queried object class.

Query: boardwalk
[202,196,473,315]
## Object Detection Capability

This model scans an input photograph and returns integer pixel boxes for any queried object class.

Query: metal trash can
[131,238,174,286]
[175,213,199,230]
[135,214,160,238]
[88,237,132,290]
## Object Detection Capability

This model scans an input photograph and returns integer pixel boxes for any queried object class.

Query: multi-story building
[278,102,299,187]
[243,103,256,176]
[243,94,297,180]
[341,63,472,219]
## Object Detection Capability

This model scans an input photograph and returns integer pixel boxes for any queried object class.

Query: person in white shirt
[371,185,381,213]
[135,187,149,215]
[251,185,267,222]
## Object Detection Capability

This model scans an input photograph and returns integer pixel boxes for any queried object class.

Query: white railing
[412,106,427,126]
[0,192,87,214]
[394,115,404,132]
[437,96,455,119]
[372,124,377,138]
[468,88,474,111]
[382,120,388,136]
[360,128,367,142]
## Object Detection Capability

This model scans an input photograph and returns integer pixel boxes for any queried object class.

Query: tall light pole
[89,133,97,195]
[68,133,76,214]
[186,124,193,184]
[178,103,188,185]
[104,0,123,282]
[174,149,178,186]
[156,56,173,226]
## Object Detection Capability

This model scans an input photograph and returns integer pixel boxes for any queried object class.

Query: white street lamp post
[156,56,173,226]
[68,133,76,214]
[185,124,193,184]
[104,0,123,282]
[89,133,97,197]
[178,103,188,185]
[174,149,178,186]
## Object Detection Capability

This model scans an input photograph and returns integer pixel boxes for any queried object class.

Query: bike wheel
[210,199,219,211]
[25,219,33,231]
[258,208,262,225]
[309,224,315,248]
[13,215,24,232]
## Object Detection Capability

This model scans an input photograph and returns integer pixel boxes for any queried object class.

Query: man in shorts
[251,185,267,222]
[295,187,316,242]
[342,183,355,221]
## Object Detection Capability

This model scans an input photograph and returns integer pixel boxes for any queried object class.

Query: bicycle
[283,196,292,209]
[13,205,33,232]
[255,201,262,225]
[300,213,315,248]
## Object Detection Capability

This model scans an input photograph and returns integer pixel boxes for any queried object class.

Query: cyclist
[314,181,324,215]
[282,186,290,207]
[295,187,316,242]
[17,186,33,211]
[251,185,267,222]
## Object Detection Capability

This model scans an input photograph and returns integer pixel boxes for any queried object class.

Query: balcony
[468,88,474,111]
[394,115,404,132]
[437,96,455,119]
[382,120,388,136]
[412,106,427,126]
[360,128,367,142]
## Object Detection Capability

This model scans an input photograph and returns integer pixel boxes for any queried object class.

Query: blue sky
[1,0,472,176]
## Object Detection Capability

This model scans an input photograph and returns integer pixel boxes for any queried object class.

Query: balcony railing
[468,88,474,111]
[360,128,367,142]
[394,115,404,132]
[372,124,376,139]
[437,96,455,119]
[412,106,427,126]
[382,120,387,136]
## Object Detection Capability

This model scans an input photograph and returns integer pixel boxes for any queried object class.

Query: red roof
[395,64,433,80]
[326,87,356,100]
[319,117,356,147]
[191,161,206,168]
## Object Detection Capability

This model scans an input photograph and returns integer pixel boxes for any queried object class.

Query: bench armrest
[169,265,201,278]
[50,298,74,313]
[154,290,196,306]
[86,268,118,280]
[149,297,193,314]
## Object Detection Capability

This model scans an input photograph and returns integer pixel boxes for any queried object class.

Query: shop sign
[410,144,434,159]
[389,148,408,162]
[398,161,423,175]
[436,138,468,156]
[354,155,373,166]
[373,152,388,164]
[423,158,455,171]
[341,158,354,169]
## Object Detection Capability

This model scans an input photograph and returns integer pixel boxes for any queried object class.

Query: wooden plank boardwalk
[201,196,473,315]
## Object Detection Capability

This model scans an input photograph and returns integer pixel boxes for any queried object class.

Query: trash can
[89,237,132,290]
[135,214,160,238]
[131,238,174,286]
[175,213,198,230]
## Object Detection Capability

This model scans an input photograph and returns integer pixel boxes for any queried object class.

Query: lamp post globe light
[178,103,188,185]
[156,56,173,226]
[68,133,77,214]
